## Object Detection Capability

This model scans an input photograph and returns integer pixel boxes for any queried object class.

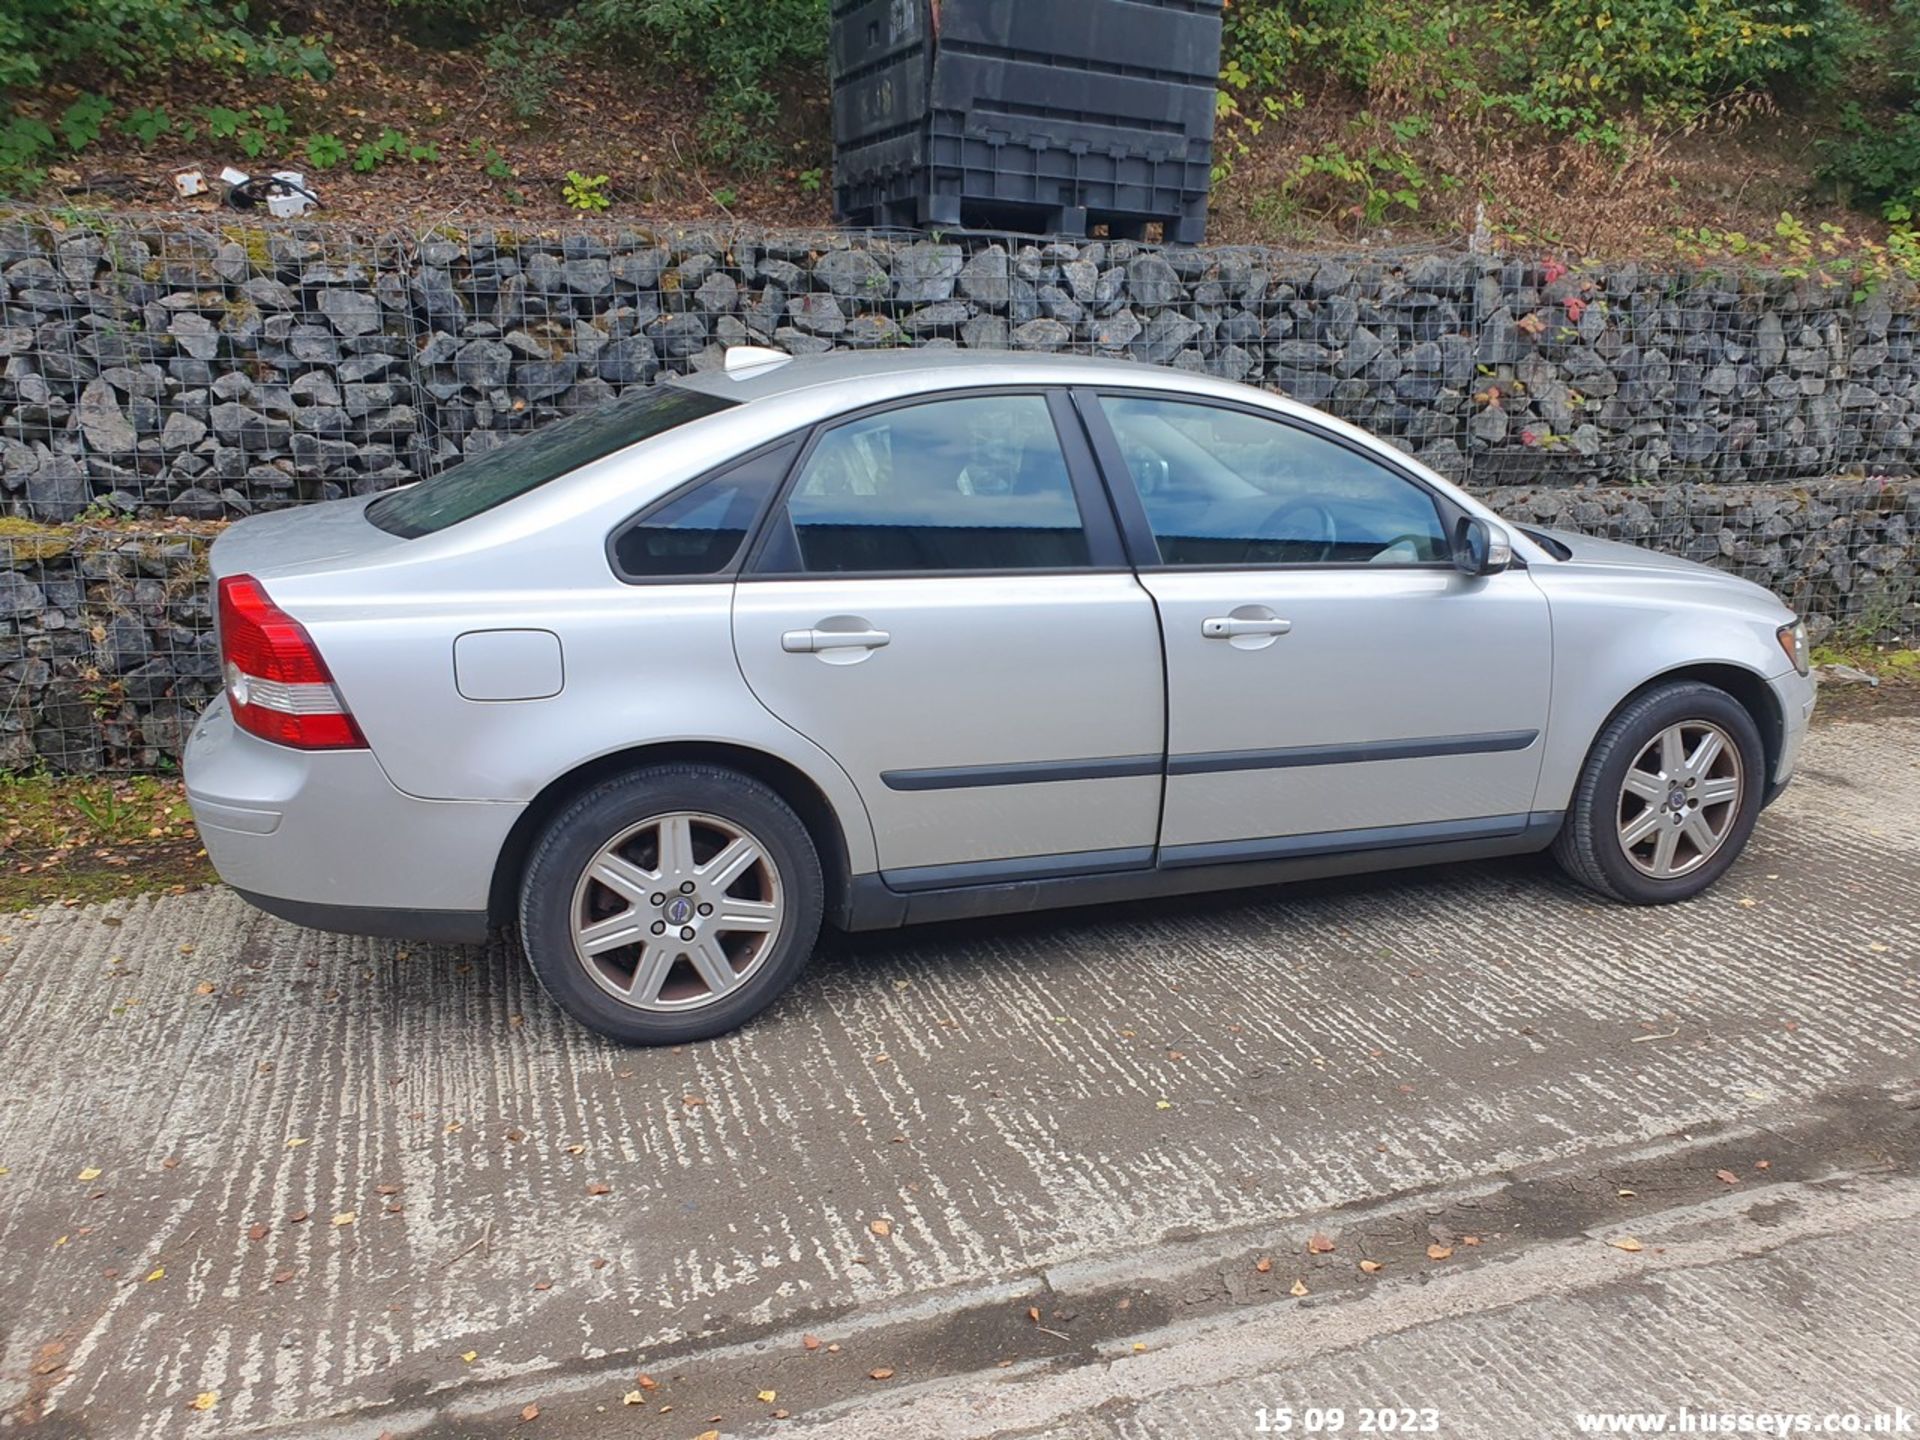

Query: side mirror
[1452,516,1513,577]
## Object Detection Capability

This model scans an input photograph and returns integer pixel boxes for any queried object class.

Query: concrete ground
[2,708,1917,1439]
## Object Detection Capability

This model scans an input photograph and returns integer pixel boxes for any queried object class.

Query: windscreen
[366,384,738,538]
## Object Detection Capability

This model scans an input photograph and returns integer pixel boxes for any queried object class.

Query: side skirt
[843,812,1566,931]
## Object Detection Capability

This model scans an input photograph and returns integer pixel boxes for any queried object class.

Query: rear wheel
[519,764,823,1044]
[1551,681,1765,904]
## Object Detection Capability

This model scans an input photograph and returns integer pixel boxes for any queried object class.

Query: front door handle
[1202,616,1292,639]
[782,627,892,654]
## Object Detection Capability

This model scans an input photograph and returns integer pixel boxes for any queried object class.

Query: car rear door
[1077,389,1553,866]
[731,389,1166,891]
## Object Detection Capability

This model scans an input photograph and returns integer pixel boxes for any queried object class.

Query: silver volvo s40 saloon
[186,349,1817,1044]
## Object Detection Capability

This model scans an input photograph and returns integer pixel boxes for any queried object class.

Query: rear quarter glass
[366,385,738,538]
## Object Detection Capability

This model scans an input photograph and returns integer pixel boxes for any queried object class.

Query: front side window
[369,384,737,539]
[1097,396,1449,567]
[611,439,798,580]
[767,394,1091,573]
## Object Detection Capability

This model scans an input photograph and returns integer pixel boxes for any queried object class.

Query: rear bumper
[184,696,520,940]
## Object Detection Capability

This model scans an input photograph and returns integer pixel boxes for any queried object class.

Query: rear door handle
[782,627,892,654]
[1202,616,1292,639]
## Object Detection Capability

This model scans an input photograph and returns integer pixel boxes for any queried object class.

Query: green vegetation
[1,0,1919,239]
[562,168,611,211]
[0,772,212,913]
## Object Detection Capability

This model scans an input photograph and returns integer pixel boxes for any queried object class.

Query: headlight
[1777,619,1810,677]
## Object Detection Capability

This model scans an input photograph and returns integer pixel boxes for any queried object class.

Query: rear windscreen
[366,385,738,538]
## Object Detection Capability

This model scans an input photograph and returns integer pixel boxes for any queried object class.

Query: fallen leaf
[1026,1306,1041,1323]
[802,1334,821,1351]
[332,1212,355,1227]
[1307,1232,1335,1254]
[1426,1245,1453,1261]
[1289,1278,1309,1296]
[566,1144,585,1156]
[1755,1159,1771,1170]
[1715,1169,1740,1185]
[1155,1100,1172,1110]
[774,1409,790,1419]
[461,1351,478,1364]
[869,1218,892,1237]
[376,1183,401,1195]
[77,1167,101,1182]
[696,1432,719,1440]
[585,1182,611,1196]
[758,1389,777,1402]
[1462,1236,1482,1247]
[1254,1255,1273,1274]
[1132,1342,1147,1353]
[1359,1259,1384,1274]
[189,1391,218,1412]
[622,1391,644,1406]
[1609,1236,1645,1253]
[285,1137,308,1149]
[273,1269,295,1284]
[637,1375,659,1390]
[532,1280,552,1292]
[520,1404,539,1422]
[248,1223,268,1242]
[868,1367,894,1380]
[1618,1188,1637,1198]
[146,1266,165,1282]
[194,982,216,996]
[289,1209,309,1223]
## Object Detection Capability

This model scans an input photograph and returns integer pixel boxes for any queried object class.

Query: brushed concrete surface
[1,712,1916,1437]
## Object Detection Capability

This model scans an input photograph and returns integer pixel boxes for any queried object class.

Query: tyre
[518,763,824,1045]
[1551,680,1766,905]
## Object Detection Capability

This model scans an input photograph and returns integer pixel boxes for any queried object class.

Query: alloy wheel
[1616,721,1744,880]
[569,811,785,1012]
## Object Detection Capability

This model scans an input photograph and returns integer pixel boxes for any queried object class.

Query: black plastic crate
[832,0,1222,243]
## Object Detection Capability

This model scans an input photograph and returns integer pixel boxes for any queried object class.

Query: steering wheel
[1262,498,1338,563]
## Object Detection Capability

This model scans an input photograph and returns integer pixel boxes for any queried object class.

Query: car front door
[731,390,1166,890]
[1077,390,1552,867]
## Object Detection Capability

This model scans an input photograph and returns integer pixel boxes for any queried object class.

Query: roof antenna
[724,346,793,376]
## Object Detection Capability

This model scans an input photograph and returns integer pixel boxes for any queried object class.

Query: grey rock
[597,336,659,385]
[1010,318,1071,351]
[161,413,208,449]
[1138,311,1202,365]
[815,248,889,299]
[79,379,138,453]
[892,242,965,303]
[612,248,669,289]
[786,293,847,336]
[168,312,221,361]
[960,246,1012,308]
[317,288,381,338]
[1127,255,1181,308]
[562,257,613,296]
[903,301,971,335]
[960,315,1009,350]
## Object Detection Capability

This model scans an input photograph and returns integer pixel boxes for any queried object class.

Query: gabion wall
[2,211,1918,774]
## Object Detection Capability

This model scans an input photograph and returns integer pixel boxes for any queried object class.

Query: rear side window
[610,439,799,580]
[762,394,1091,574]
[367,385,737,539]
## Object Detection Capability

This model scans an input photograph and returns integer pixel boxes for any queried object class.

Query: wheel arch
[489,742,858,931]
[1594,662,1784,786]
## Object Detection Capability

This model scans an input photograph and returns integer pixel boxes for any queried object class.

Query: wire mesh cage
[2,209,1916,774]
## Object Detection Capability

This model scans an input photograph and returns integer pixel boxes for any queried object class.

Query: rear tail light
[217,574,367,750]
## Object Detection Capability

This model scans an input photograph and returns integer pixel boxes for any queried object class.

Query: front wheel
[1551,680,1765,904]
[518,764,823,1044]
